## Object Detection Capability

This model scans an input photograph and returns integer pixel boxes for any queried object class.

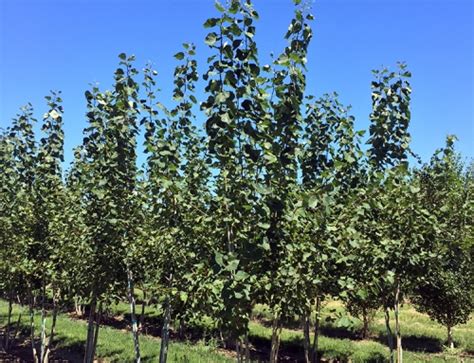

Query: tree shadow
[0,321,125,362]
[257,318,361,341]
[0,333,84,362]
[319,325,360,340]
[376,332,443,353]
[247,333,306,362]
[141,354,160,362]
[360,353,388,363]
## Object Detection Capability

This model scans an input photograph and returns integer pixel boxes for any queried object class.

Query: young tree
[255,3,314,361]
[414,137,474,349]
[141,44,211,363]
[78,54,142,362]
[0,105,37,355]
[2,96,66,362]
[0,127,24,352]
[201,0,268,358]
[367,64,410,363]
[299,93,365,362]
[32,92,67,363]
[362,63,437,363]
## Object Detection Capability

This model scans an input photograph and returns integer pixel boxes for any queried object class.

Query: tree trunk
[4,290,13,350]
[159,297,172,363]
[127,267,141,363]
[269,314,281,363]
[29,297,38,363]
[91,304,102,363]
[84,298,96,363]
[13,293,23,344]
[447,325,454,350]
[44,299,58,363]
[303,310,311,363]
[275,325,282,361]
[39,284,47,363]
[139,290,147,333]
[234,332,250,363]
[385,307,394,363]
[244,331,250,362]
[13,311,22,342]
[311,297,321,363]
[236,338,242,363]
[75,296,84,317]
[394,282,402,363]
[362,307,369,339]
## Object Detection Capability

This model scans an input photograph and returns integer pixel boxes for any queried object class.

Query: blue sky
[1,0,473,166]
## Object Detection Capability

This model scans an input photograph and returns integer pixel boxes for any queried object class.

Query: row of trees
[1,1,473,362]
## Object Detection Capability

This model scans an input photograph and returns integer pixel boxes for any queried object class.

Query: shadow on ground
[376,332,443,353]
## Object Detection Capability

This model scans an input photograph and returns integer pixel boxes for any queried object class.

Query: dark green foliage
[368,64,412,170]
[414,247,474,338]
[413,137,474,348]
[1,2,472,363]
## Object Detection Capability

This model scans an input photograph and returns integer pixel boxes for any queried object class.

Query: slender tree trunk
[4,289,13,350]
[39,312,47,362]
[244,331,250,363]
[177,319,185,340]
[75,296,84,317]
[303,310,311,363]
[384,307,394,363]
[91,304,102,363]
[362,307,369,339]
[394,282,402,363]
[219,329,226,350]
[13,294,23,344]
[44,299,58,363]
[275,325,283,361]
[269,314,281,363]
[234,331,250,363]
[447,325,454,349]
[236,338,242,363]
[29,296,38,363]
[84,298,96,363]
[311,297,321,363]
[39,283,47,363]
[159,297,172,363]
[236,335,248,363]
[139,290,147,333]
[13,311,22,342]
[127,267,141,363]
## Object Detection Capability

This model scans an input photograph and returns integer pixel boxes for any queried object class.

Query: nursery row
[1,1,472,362]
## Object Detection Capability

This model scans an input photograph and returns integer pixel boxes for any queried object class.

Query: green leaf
[235,270,248,281]
[227,259,239,271]
[264,153,278,164]
[174,52,185,60]
[204,18,219,28]
[255,184,271,195]
[180,292,188,302]
[205,33,218,46]
[214,1,225,12]
[307,195,318,209]
[215,252,224,266]
[410,185,420,194]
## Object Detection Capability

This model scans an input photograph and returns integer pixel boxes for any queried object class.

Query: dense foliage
[1,1,472,362]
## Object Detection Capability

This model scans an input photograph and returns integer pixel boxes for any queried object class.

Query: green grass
[2,299,473,362]
[0,300,232,362]
[248,318,469,363]
[250,301,474,362]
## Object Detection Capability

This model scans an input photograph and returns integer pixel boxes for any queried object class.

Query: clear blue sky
[1,0,473,166]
